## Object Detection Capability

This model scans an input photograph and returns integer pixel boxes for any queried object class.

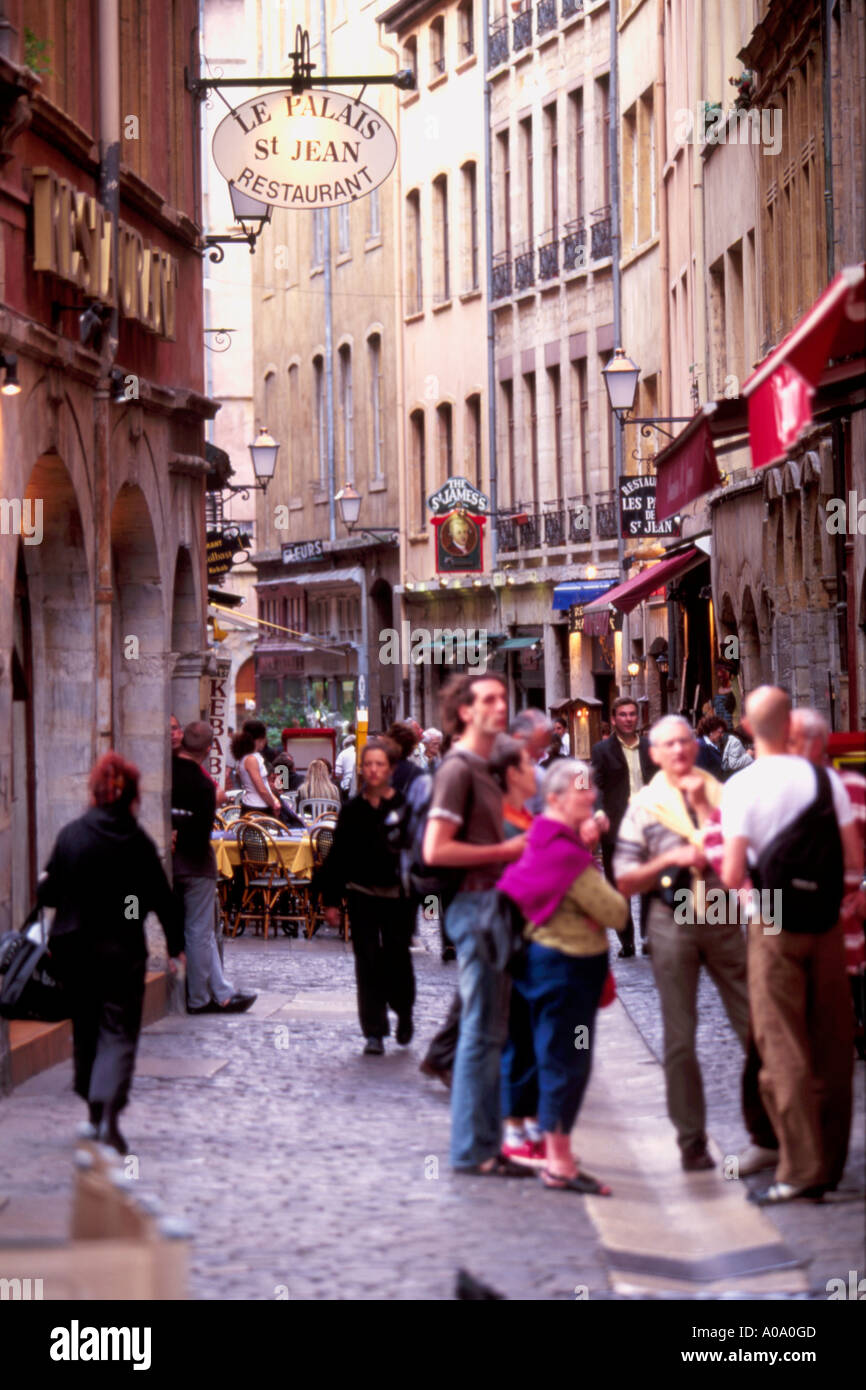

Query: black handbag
[0,905,72,1022]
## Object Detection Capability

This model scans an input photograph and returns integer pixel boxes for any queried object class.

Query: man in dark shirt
[591,696,655,956]
[172,722,256,1014]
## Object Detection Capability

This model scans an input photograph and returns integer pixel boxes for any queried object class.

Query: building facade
[0,1,212,1082]
[250,0,403,732]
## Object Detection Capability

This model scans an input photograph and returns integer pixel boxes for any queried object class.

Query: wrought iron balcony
[590,206,612,261]
[518,513,540,548]
[568,497,591,543]
[561,0,584,17]
[538,230,559,281]
[460,37,474,58]
[563,218,586,272]
[492,251,512,300]
[537,0,558,34]
[431,56,446,76]
[514,241,535,292]
[496,512,519,551]
[513,5,533,51]
[543,503,565,546]
[594,489,618,539]
[488,17,509,68]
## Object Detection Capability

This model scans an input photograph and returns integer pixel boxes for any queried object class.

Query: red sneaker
[501,1139,546,1165]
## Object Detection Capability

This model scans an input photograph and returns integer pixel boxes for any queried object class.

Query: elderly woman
[37,753,184,1154]
[499,758,628,1194]
[318,737,415,1054]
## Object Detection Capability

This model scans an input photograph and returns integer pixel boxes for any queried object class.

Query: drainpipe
[95,0,121,753]
[379,23,411,716]
[609,0,627,696]
[656,0,671,416]
[483,0,498,574]
[821,0,835,277]
[692,0,706,410]
[320,0,336,545]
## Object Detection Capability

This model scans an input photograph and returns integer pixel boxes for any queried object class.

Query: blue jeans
[521,941,608,1134]
[501,976,539,1119]
[446,891,511,1169]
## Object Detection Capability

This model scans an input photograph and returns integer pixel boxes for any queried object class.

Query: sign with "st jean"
[212,90,398,210]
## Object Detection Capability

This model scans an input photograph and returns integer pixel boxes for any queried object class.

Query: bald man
[721,687,858,1204]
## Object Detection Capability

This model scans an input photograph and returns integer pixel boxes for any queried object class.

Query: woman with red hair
[37,752,185,1154]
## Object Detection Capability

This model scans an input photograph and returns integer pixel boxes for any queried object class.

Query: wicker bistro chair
[297,797,341,823]
[220,802,244,827]
[307,820,348,941]
[234,821,308,940]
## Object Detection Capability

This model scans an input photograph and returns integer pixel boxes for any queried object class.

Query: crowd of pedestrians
[31,677,864,1210]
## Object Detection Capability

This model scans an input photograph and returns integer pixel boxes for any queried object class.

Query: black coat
[315,790,407,907]
[37,804,184,959]
[590,734,655,844]
[695,738,725,781]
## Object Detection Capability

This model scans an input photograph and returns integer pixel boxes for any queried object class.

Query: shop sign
[433,511,486,574]
[427,476,489,516]
[32,169,178,340]
[208,659,232,785]
[211,90,397,210]
[569,605,622,635]
[620,475,681,537]
[281,538,324,565]
[207,526,249,579]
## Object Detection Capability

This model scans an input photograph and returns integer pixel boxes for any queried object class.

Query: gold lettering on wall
[31,168,178,341]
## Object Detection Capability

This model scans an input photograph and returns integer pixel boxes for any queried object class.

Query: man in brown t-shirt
[422,674,528,1176]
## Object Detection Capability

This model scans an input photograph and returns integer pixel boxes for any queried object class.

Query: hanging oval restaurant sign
[211,90,398,210]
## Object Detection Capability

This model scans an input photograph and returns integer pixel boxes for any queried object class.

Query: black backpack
[752,765,844,934]
[404,755,475,911]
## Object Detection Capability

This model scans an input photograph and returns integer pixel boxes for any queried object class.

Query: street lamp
[602,348,640,417]
[203,185,274,262]
[627,660,641,678]
[335,483,398,545]
[248,427,279,485]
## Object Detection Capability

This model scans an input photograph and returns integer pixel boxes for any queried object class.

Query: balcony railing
[537,0,558,34]
[569,496,591,543]
[431,55,446,76]
[513,5,533,51]
[595,489,618,539]
[492,251,512,300]
[460,37,474,58]
[563,217,586,271]
[590,206,612,260]
[496,495,610,552]
[538,230,559,281]
[561,0,584,17]
[543,501,565,545]
[488,17,509,67]
[514,241,535,292]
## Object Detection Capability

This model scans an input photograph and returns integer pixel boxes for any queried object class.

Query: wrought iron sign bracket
[186,26,416,101]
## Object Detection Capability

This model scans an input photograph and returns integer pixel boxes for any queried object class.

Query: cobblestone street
[1,920,862,1301]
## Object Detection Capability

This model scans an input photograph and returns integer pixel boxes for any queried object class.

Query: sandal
[456,1154,536,1178]
[539,1168,612,1196]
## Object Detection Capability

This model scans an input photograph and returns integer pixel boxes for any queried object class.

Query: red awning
[743,264,865,470]
[655,404,724,521]
[582,547,705,616]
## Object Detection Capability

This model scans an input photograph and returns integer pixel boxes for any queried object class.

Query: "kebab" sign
[212,90,398,210]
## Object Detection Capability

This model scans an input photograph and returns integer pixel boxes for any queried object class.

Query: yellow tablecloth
[212,833,315,880]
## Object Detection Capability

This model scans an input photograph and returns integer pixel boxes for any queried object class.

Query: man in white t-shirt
[721,686,859,1205]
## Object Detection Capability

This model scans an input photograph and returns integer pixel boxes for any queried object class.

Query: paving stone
[133,1056,229,1079]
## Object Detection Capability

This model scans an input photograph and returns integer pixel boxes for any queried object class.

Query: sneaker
[736,1143,779,1177]
[749,1181,825,1206]
[500,1138,540,1162]
[364,1037,384,1055]
[681,1140,715,1172]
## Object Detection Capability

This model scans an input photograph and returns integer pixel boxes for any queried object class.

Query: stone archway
[111,483,166,844]
[739,586,767,695]
[21,453,96,874]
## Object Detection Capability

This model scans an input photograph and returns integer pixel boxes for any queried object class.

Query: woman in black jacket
[319,737,415,1055]
[37,752,185,1154]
